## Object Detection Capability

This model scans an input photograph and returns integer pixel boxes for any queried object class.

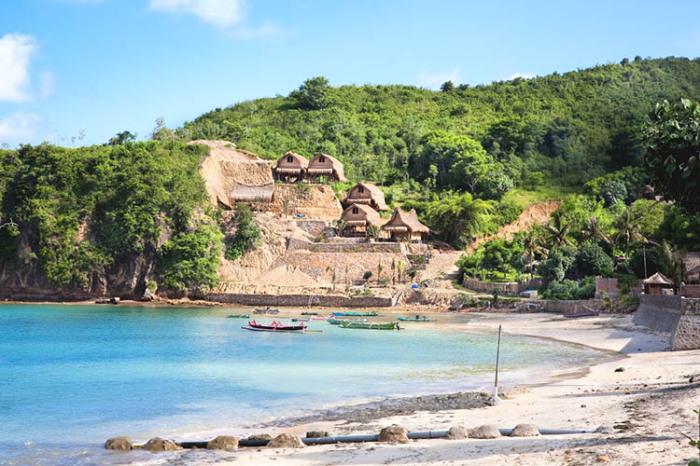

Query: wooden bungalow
[343,182,388,211]
[381,208,430,242]
[643,272,675,295]
[274,151,308,182]
[306,153,347,182]
[340,203,382,236]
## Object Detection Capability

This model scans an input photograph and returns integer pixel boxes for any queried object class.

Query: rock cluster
[104,437,133,451]
[206,435,239,450]
[379,424,409,443]
[510,423,540,437]
[267,433,305,448]
[468,425,501,439]
[446,426,467,440]
[142,437,181,452]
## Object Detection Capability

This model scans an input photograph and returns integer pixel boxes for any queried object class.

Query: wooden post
[494,325,502,395]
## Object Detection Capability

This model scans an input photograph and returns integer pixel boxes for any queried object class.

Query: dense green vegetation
[459,97,700,298]
[0,142,221,294]
[223,204,260,261]
[179,57,700,188]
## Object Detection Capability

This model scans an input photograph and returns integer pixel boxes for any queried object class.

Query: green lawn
[503,185,580,210]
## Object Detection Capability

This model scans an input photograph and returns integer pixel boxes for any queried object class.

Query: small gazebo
[381,208,430,242]
[274,151,308,182]
[306,153,347,182]
[643,272,675,295]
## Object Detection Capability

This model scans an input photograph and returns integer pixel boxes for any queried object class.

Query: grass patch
[503,185,580,209]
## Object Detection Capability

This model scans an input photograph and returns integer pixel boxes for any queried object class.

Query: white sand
[167,312,700,465]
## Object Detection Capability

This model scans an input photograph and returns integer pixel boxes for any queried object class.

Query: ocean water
[0,304,602,465]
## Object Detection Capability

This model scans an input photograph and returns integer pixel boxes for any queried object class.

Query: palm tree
[581,215,612,247]
[614,207,646,254]
[520,228,547,277]
[426,192,493,246]
[658,241,685,290]
[544,213,573,250]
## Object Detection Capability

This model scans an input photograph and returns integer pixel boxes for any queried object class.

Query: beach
[185,312,700,466]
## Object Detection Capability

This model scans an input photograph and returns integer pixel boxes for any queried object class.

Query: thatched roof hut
[307,153,347,182]
[341,203,382,233]
[382,208,429,242]
[643,272,675,295]
[343,182,388,211]
[274,151,309,182]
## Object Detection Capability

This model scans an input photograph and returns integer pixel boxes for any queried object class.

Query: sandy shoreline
[163,311,700,466]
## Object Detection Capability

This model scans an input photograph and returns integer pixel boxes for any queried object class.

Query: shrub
[224,205,260,261]
[575,240,614,277]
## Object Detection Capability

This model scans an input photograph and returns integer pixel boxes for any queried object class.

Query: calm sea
[0,304,602,465]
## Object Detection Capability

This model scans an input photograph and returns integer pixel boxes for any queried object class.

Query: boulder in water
[267,433,304,448]
[469,425,501,439]
[104,437,133,451]
[306,431,329,438]
[207,435,239,450]
[510,424,540,437]
[246,433,272,443]
[447,426,467,440]
[379,424,409,443]
[142,437,181,452]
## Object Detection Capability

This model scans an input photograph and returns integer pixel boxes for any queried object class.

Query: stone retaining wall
[206,292,397,308]
[539,298,604,313]
[462,277,543,296]
[287,238,404,254]
[634,295,700,350]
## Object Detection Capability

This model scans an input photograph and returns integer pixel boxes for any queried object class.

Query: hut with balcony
[340,204,382,237]
[381,208,429,242]
[343,182,388,211]
[306,153,347,182]
[274,151,308,182]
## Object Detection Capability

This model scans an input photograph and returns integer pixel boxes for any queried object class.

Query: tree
[644,98,700,212]
[108,131,136,145]
[440,80,454,92]
[224,204,260,260]
[289,76,331,110]
[520,228,547,276]
[614,206,646,254]
[545,213,573,249]
[423,192,494,247]
[575,240,614,277]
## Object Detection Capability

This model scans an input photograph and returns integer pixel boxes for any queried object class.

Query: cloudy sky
[1,0,699,146]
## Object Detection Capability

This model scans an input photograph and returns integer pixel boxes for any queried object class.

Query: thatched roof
[308,153,347,181]
[382,208,430,234]
[687,265,700,275]
[275,151,309,168]
[644,272,674,286]
[344,182,388,210]
[341,203,382,227]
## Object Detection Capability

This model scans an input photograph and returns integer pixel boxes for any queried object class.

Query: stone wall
[634,295,700,350]
[539,298,604,313]
[295,220,327,239]
[287,237,404,254]
[206,292,397,308]
[462,277,543,296]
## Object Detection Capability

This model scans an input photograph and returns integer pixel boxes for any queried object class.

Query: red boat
[242,320,307,332]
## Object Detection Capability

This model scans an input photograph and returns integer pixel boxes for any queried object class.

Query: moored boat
[227,314,250,319]
[338,321,400,330]
[242,320,307,332]
[397,315,432,322]
[331,311,379,317]
[254,307,280,315]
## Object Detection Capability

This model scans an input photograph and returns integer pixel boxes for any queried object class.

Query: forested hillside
[178,57,700,187]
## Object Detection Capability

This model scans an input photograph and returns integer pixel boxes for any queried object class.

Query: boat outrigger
[227,314,250,319]
[331,311,378,317]
[397,315,432,322]
[254,307,280,315]
[242,320,307,332]
[338,321,400,331]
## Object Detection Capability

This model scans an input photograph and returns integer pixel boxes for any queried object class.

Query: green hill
[179,57,700,186]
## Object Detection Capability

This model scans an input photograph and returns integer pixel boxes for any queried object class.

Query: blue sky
[0,0,699,147]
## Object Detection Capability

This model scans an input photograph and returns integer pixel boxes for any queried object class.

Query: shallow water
[0,304,602,465]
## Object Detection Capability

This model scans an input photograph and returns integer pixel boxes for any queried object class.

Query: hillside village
[197,140,440,305]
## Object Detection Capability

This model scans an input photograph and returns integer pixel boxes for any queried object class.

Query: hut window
[358,186,364,193]
[319,156,326,162]
[352,207,359,214]
[287,156,293,162]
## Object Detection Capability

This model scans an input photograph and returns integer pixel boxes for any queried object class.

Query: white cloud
[149,0,245,27]
[0,33,37,102]
[418,68,460,89]
[504,72,536,81]
[0,112,42,143]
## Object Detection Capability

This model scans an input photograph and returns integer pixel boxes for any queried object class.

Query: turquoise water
[0,304,601,465]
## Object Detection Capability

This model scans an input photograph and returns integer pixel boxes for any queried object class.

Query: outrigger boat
[242,320,307,332]
[331,311,378,317]
[254,307,280,315]
[397,315,432,322]
[338,321,400,331]
[327,317,348,325]
[227,313,250,319]
[301,311,319,316]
